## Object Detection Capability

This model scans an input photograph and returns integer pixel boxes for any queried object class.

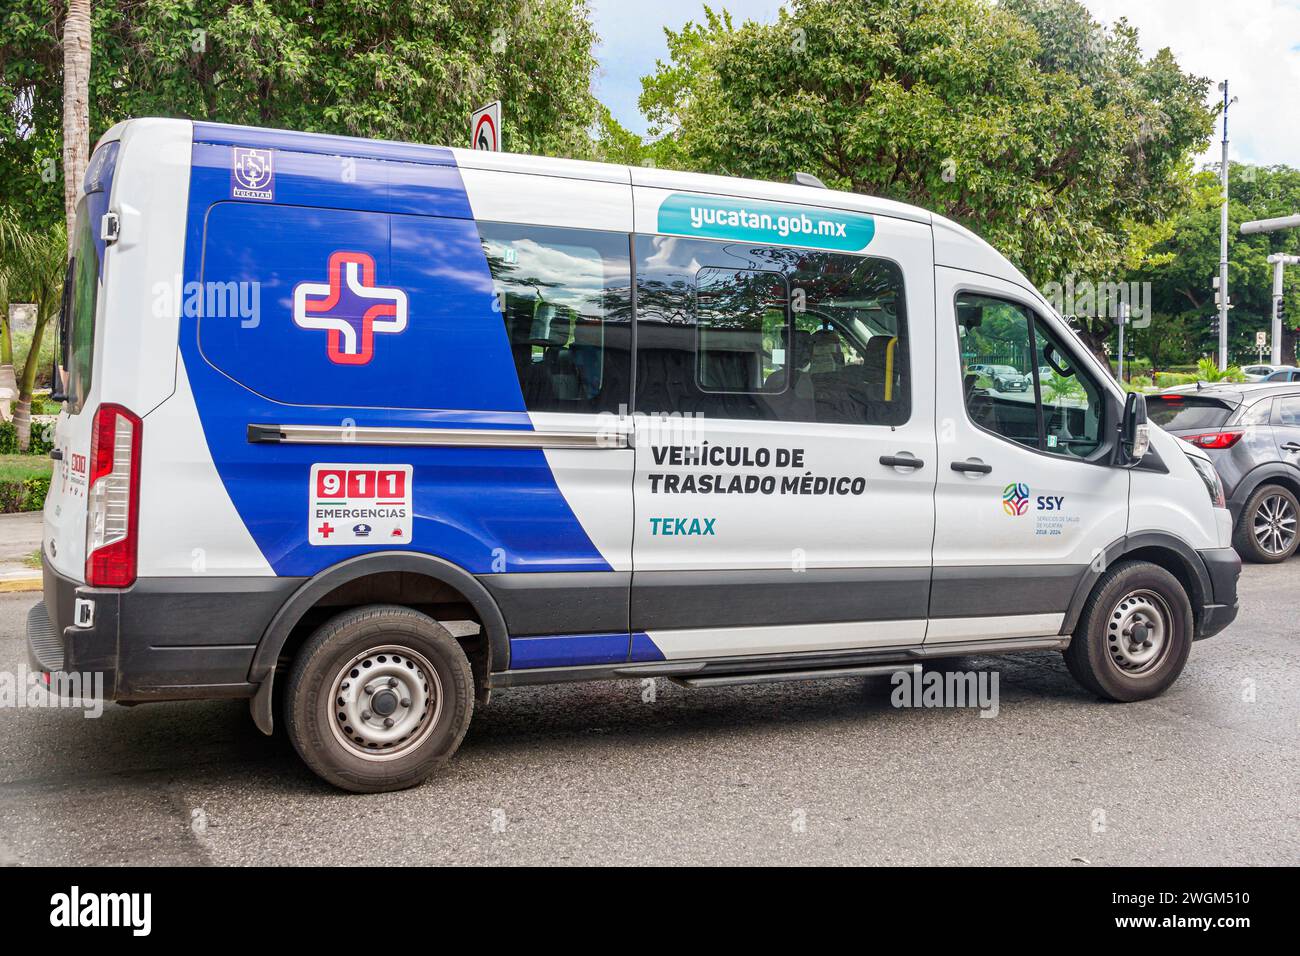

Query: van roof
[100,117,1044,298]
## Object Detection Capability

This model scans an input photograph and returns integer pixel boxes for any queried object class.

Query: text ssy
[1036,495,1066,511]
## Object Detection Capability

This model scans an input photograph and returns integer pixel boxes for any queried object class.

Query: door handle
[879,454,925,470]
[1282,442,1300,453]
[950,458,992,475]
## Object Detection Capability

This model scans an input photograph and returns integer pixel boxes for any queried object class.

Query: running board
[671,662,918,688]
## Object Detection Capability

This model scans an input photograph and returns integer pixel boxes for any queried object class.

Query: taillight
[1181,430,1243,449]
[85,403,142,588]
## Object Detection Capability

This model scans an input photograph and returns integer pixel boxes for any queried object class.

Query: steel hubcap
[1253,495,1297,555]
[1107,590,1171,676]
[328,645,442,760]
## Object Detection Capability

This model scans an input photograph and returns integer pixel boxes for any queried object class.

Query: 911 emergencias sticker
[309,464,412,546]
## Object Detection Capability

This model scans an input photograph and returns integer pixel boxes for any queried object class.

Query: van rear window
[1147,395,1234,430]
[65,206,99,412]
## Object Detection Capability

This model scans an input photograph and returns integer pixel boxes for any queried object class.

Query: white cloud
[591,0,1300,170]
[1080,0,1300,168]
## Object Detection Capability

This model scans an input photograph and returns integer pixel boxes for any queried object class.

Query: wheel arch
[1227,462,1300,518]
[1061,532,1211,637]
[247,552,510,735]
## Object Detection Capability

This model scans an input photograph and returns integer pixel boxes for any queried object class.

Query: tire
[1063,560,1194,702]
[284,605,474,793]
[1232,483,1300,563]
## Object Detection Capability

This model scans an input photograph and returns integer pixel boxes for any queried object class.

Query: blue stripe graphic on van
[510,632,664,669]
[179,127,612,577]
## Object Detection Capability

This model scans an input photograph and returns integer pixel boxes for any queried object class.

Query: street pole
[1267,255,1300,364]
[1117,301,1128,381]
[1218,81,1234,371]
[1241,216,1300,365]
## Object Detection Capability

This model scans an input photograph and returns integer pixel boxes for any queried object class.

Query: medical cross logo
[293,251,408,365]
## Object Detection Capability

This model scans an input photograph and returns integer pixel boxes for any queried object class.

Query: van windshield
[64,204,99,412]
[1146,395,1234,431]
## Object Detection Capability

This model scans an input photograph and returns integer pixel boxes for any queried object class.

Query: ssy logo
[1002,482,1031,517]
[231,147,274,200]
[293,251,408,365]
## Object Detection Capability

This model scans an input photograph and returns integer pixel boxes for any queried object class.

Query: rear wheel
[285,605,473,793]
[1233,484,1299,563]
[1063,560,1193,702]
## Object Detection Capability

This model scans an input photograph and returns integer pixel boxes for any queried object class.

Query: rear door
[1273,393,1300,463]
[45,144,120,584]
[627,185,937,663]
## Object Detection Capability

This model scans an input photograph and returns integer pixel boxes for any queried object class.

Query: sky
[588,0,1300,169]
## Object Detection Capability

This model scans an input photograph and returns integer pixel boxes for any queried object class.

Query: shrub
[0,419,54,455]
[0,474,50,513]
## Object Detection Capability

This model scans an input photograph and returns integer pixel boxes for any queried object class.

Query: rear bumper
[30,552,301,701]
[1194,546,1240,640]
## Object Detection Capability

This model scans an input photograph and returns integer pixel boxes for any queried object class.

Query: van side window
[635,234,910,425]
[956,293,1104,459]
[480,223,632,415]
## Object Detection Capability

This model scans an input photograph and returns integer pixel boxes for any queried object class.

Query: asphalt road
[0,563,1296,866]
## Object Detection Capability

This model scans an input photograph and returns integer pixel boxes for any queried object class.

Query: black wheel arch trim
[1226,462,1300,516]
[246,551,510,735]
[1060,531,1213,636]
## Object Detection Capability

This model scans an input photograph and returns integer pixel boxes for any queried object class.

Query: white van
[29,119,1239,792]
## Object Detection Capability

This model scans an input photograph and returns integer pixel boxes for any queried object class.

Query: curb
[0,573,42,593]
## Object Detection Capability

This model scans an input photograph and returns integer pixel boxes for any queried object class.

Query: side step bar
[672,663,918,688]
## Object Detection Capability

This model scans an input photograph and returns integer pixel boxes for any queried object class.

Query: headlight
[1187,454,1226,509]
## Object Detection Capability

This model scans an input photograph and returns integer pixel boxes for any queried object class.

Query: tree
[6,220,65,449]
[61,0,90,247]
[1136,164,1300,367]
[639,0,1214,365]
[2,0,604,232]
[0,209,28,415]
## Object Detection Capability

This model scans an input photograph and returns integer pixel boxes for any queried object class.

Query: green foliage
[2,0,605,232]
[0,418,54,454]
[1134,164,1300,366]
[1195,357,1245,383]
[0,451,51,512]
[639,0,1213,299]
[0,473,50,512]
[1154,371,1198,388]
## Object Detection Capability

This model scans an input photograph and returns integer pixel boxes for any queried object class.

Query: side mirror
[1119,392,1150,466]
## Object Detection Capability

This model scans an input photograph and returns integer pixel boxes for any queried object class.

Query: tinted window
[65,205,99,412]
[956,293,1106,459]
[1033,316,1104,457]
[635,235,909,425]
[1278,396,1300,426]
[481,223,632,414]
[1146,396,1234,430]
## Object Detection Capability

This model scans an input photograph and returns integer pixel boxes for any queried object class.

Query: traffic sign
[471,101,501,152]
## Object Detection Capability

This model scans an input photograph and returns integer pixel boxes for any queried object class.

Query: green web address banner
[657,193,876,252]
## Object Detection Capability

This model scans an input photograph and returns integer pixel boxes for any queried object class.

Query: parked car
[984,364,1030,392]
[1242,364,1286,382]
[1148,383,1300,562]
[1263,366,1300,382]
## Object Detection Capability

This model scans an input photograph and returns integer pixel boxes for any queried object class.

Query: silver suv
[1149,383,1300,562]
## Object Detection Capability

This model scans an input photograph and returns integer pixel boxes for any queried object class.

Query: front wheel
[285,605,474,793]
[1233,483,1299,563]
[1063,561,1193,702]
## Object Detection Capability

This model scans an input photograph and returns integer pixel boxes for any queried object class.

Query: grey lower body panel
[630,566,932,630]
[36,554,304,700]
[929,564,1084,619]
[477,571,629,636]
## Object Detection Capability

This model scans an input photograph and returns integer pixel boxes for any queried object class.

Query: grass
[22,549,40,569]
[0,453,53,482]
